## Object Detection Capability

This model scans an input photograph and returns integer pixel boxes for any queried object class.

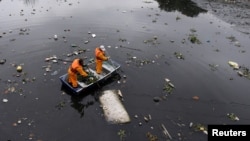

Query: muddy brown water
[1,0,250,140]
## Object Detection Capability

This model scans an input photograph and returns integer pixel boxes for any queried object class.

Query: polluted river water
[0,0,250,140]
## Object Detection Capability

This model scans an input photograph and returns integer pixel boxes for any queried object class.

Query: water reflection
[23,0,37,6]
[70,96,95,118]
[155,0,207,17]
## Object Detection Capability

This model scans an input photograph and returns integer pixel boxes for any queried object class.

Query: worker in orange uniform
[95,45,109,74]
[68,58,88,88]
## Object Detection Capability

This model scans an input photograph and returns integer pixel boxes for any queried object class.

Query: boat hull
[59,59,121,94]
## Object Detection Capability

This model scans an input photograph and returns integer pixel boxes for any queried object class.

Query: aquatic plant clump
[117,129,126,141]
[188,34,201,44]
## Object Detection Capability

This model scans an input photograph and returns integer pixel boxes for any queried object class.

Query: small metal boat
[59,59,121,94]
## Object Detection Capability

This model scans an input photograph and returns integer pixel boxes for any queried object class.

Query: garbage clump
[227,113,239,121]
[189,122,208,135]
[163,78,175,94]
[228,61,250,79]
[174,52,184,60]
[143,36,160,46]
[226,35,241,47]
[77,72,98,84]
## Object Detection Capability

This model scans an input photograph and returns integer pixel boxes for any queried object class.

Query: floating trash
[144,114,151,122]
[174,52,184,60]
[161,124,172,140]
[163,78,175,94]
[192,96,199,100]
[73,51,78,55]
[209,64,219,71]
[228,61,239,69]
[153,96,161,102]
[0,59,6,64]
[54,34,58,40]
[91,34,96,38]
[45,55,57,62]
[17,119,22,124]
[138,122,142,126]
[16,65,22,72]
[189,122,193,127]
[146,132,158,141]
[191,123,208,135]
[45,67,51,72]
[3,99,8,103]
[52,60,58,63]
[227,113,239,121]
[71,44,78,47]
[51,70,58,76]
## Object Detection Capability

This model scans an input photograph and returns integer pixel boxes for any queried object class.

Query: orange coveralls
[68,59,88,87]
[95,47,108,74]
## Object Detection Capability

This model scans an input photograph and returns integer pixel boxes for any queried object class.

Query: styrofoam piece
[99,90,130,124]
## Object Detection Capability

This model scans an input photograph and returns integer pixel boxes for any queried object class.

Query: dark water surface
[1,0,250,140]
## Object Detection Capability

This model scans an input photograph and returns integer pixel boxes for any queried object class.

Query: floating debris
[51,70,58,76]
[143,36,160,46]
[146,132,158,141]
[117,129,126,141]
[161,124,172,140]
[52,60,58,63]
[144,114,151,122]
[190,123,208,135]
[188,34,201,44]
[239,66,250,79]
[227,113,239,121]
[0,59,6,64]
[192,96,199,100]
[139,122,142,126]
[54,34,58,40]
[55,101,66,110]
[71,44,78,47]
[209,64,219,71]
[174,52,184,60]
[153,96,161,102]
[176,16,181,20]
[2,99,8,103]
[163,78,175,94]
[228,61,239,69]
[45,55,57,62]
[91,34,96,38]
[16,65,22,72]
